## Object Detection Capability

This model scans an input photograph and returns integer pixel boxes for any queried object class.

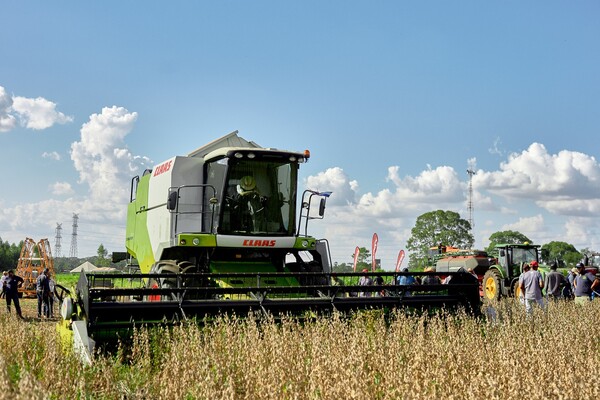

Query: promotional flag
[395,249,406,272]
[352,246,360,272]
[371,233,379,272]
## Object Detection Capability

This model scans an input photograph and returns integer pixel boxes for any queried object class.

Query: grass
[0,299,599,399]
[55,273,79,290]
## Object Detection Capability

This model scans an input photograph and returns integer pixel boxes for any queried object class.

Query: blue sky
[1,2,599,267]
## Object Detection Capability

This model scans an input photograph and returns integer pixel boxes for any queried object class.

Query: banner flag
[371,233,379,272]
[395,249,406,272]
[352,246,360,272]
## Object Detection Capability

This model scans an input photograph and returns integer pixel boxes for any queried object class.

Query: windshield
[511,247,538,265]
[215,158,297,235]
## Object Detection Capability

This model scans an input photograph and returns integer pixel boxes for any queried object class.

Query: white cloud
[0,105,152,256]
[0,85,72,132]
[304,167,357,206]
[42,151,61,161]
[0,86,16,132]
[12,96,73,130]
[500,214,545,236]
[305,163,470,265]
[488,137,503,156]
[50,182,74,196]
[70,106,147,205]
[475,143,600,217]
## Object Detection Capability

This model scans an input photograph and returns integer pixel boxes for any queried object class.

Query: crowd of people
[354,260,600,309]
[517,260,599,314]
[0,268,57,320]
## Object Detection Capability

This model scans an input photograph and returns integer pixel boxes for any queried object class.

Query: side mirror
[318,198,326,217]
[167,191,178,211]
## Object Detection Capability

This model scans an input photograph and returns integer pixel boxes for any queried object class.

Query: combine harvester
[59,132,480,362]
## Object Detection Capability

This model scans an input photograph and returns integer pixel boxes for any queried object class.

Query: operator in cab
[230,175,268,232]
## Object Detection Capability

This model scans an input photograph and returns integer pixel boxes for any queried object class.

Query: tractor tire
[512,280,523,300]
[482,269,503,302]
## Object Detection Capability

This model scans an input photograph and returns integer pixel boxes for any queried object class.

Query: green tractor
[482,243,554,301]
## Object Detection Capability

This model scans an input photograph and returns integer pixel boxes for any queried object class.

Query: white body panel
[146,156,204,259]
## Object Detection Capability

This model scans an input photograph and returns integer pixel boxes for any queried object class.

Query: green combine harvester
[58,131,480,363]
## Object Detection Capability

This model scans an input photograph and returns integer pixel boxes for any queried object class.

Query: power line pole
[466,169,476,230]
[54,223,62,258]
[69,213,79,258]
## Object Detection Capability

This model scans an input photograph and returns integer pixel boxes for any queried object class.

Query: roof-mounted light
[247,153,256,159]
[289,156,297,162]
[234,152,244,159]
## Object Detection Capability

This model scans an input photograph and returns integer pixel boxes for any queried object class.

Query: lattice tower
[69,213,79,258]
[467,169,476,230]
[54,223,62,258]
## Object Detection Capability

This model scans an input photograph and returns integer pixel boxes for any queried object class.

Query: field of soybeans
[0,299,598,399]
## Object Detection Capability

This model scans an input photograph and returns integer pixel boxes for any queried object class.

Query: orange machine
[15,238,55,298]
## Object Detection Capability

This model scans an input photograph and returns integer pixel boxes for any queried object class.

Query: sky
[1,2,600,268]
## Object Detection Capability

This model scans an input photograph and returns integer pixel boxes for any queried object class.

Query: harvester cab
[482,243,541,301]
[59,131,480,363]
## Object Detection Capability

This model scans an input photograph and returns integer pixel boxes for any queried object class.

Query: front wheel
[482,269,503,302]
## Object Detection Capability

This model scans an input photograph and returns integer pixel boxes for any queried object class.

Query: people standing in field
[397,267,417,296]
[0,271,8,299]
[517,263,531,304]
[5,270,24,318]
[48,272,56,318]
[519,261,545,314]
[358,268,373,297]
[421,267,441,285]
[573,263,599,304]
[566,268,578,299]
[36,268,51,318]
[373,275,385,296]
[544,262,567,300]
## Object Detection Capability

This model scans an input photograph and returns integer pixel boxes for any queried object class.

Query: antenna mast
[466,169,476,230]
[54,223,62,258]
[69,213,79,258]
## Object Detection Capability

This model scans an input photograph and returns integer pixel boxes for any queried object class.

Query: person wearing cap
[519,260,545,314]
[358,268,373,297]
[544,262,567,300]
[573,262,599,304]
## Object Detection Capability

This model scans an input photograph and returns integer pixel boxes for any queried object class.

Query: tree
[332,262,353,273]
[0,238,23,270]
[95,244,110,267]
[406,210,473,268]
[541,241,581,267]
[485,230,531,256]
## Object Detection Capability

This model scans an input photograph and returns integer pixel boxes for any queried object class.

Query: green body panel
[126,174,155,273]
[177,234,217,247]
[210,261,300,289]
